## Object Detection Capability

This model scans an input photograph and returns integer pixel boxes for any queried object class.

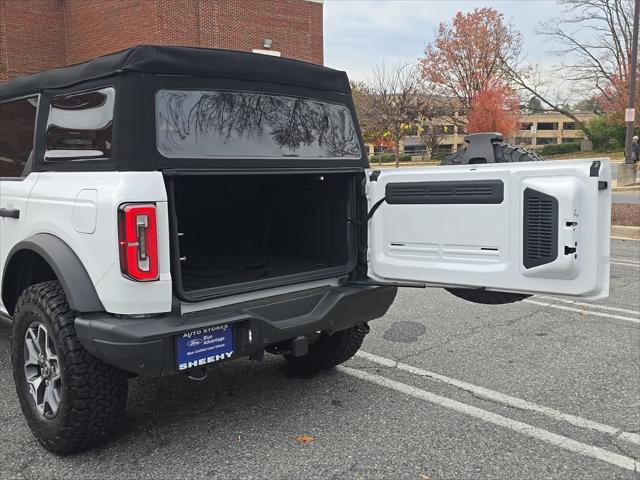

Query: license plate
[175,324,234,371]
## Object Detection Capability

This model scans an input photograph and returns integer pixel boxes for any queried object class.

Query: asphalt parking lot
[0,239,638,480]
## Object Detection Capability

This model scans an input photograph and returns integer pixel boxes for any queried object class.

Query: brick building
[0,0,324,81]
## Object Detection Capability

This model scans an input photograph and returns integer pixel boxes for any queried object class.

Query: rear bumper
[75,284,397,376]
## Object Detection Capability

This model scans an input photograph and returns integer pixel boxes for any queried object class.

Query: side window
[0,96,38,178]
[45,87,114,161]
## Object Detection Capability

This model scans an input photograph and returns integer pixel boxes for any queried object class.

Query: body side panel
[25,171,172,314]
[0,173,41,314]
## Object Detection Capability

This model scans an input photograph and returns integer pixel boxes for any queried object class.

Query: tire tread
[12,281,127,455]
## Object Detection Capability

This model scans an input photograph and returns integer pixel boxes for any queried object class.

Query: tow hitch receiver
[291,336,309,357]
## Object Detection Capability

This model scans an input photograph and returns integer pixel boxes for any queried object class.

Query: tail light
[118,203,158,281]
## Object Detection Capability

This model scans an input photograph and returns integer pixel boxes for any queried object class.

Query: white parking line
[611,261,640,267]
[534,296,640,316]
[338,366,640,472]
[611,257,640,265]
[356,351,640,447]
[523,299,640,324]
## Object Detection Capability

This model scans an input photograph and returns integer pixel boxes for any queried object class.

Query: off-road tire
[441,141,543,305]
[442,141,545,165]
[284,326,367,373]
[11,281,128,455]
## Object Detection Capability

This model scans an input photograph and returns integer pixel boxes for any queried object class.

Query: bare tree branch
[352,61,457,167]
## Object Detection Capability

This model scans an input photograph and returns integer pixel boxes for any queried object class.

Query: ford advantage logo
[187,338,203,347]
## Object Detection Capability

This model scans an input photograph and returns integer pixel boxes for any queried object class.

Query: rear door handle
[0,208,20,219]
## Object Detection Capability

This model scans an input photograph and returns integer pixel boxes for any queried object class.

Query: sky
[324,0,569,82]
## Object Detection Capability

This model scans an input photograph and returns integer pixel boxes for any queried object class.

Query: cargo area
[168,173,357,298]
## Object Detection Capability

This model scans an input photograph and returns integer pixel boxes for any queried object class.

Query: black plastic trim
[590,161,601,177]
[460,132,503,164]
[523,188,559,269]
[75,284,397,376]
[386,179,504,204]
[163,167,364,176]
[346,280,426,288]
[2,234,104,314]
[0,208,19,218]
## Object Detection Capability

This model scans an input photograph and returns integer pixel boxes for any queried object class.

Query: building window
[46,87,115,161]
[520,122,533,131]
[563,122,576,130]
[537,137,556,145]
[0,96,38,178]
[373,145,387,154]
[434,144,452,154]
[403,145,425,155]
[537,122,558,130]
[515,137,532,145]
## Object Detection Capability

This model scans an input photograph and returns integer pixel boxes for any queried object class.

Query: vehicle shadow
[108,356,346,456]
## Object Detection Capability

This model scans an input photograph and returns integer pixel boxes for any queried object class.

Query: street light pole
[624,0,640,164]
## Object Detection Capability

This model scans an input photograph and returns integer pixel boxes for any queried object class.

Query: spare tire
[442,141,544,166]
[440,136,543,305]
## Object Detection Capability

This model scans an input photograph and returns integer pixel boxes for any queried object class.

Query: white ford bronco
[0,45,611,454]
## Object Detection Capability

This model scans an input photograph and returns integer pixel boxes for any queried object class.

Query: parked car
[0,45,611,454]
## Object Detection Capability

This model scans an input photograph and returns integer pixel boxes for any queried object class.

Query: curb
[611,236,640,241]
[612,185,640,192]
[611,225,640,240]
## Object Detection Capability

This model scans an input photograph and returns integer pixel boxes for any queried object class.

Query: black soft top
[0,45,351,100]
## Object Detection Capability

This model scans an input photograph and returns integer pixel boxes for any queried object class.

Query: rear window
[155,90,362,159]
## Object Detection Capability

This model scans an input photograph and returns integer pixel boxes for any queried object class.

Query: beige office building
[369,111,597,158]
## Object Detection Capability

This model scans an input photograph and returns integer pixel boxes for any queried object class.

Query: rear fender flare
[2,233,104,315]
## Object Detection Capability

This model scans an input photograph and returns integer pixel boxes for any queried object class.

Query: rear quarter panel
[26,171,172,314]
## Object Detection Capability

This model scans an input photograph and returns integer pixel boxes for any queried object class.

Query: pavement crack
[397,309,543,363]
[397,323,486,362]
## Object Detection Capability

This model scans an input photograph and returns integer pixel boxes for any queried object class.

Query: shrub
[540,142,581,156]
[431,152,448,162]
[586,115,627,151]
[369,153,412,163]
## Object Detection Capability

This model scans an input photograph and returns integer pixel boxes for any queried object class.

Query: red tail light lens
[118,204,158,281]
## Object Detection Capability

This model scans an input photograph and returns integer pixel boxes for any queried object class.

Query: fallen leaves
[293,434,315,444]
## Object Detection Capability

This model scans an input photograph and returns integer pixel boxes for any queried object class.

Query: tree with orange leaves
[466,80,521,137]
[597,72,640,117]
[420,7,522,113]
